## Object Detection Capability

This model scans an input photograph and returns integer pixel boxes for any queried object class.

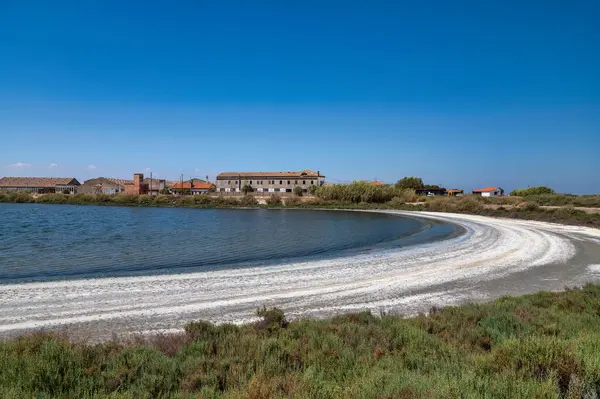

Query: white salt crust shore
[1,210,600,338]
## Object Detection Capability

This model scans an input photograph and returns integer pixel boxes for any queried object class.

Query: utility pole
[150,172,153,195]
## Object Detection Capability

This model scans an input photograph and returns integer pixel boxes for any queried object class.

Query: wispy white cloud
[49,163,58,168]
[7,162,31,168]
[87,164,97,170]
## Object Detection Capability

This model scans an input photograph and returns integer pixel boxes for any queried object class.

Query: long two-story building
[0,177,80,194]
[216,170,325,194]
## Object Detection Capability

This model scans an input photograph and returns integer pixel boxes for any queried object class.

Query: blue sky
[1,1,599,193]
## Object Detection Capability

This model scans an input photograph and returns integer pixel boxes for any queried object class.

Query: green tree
[395,177,425,190]
[293,185,303,197]
[308,185,318,195]
[160,187,170,195]
[242,184,254,195]
[511,186,555,196]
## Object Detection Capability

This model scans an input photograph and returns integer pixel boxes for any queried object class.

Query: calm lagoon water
[0,204,459,283]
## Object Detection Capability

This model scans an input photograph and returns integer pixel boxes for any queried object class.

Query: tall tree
[395,177,425,190]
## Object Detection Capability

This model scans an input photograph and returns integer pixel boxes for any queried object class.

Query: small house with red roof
[171,181,215,195]
[472,187,504,197]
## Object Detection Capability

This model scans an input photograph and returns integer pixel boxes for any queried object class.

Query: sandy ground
[1,210,600,342]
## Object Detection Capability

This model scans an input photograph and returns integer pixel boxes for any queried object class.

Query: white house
[472,187,504,197]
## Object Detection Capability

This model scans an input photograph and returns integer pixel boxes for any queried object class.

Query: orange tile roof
[369,181,384,186]
[217,169,325,178]
[473,187,500,193]
[0,177,80,188]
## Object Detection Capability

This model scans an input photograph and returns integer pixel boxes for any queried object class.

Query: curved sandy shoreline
[1,210,600,340]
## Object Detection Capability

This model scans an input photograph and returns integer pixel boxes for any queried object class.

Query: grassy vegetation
[2,285,600,398]
[421,197,600,227]
[2,188,600,228]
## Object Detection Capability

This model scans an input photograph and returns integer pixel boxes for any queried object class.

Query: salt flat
[2,211,600,340]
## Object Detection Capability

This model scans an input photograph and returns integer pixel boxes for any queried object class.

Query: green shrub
[316,181,401,203]
[154,195,171,205]
[266,194,282,206]
[240,195,258,206]
[95,194,113,203]
[2,285,600,397]
[511,186,556,196]
[112,194,139,205]
[255,306,288,332]
[285,196,301,206]
[193,195,213,205]
[213,196,240,206]
[185,320,217,342]
[137,195,155,205]
[179,196,196,206]
[293,186,303,197]
[242,184,254,195]
[35,193,68,204]
[10,192,35,203]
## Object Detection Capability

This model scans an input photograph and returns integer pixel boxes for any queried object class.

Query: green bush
[511,186,556,196]
[35,193,68,204]
[424,197,484,213]
[95,194,113,203]
[242,184,254,195]
[284,196,301,206]
[137,195,155,205]
[240,195,258,206]
[266,194,282,206]
[213,196,240,207]
[154,195,171,205]
[255,306,288,332]
[293,186,303,197]
[3,285,600,397]
[112,194,139,205]
[193,195,213,205]
[316,181,401,203]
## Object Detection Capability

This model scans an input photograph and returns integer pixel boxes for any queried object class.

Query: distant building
[216,170,325,194]
[124,173,166,196]
[0,177,80,194]
[369,181,385,186]
[447,189,464,196]
[415,187,447,196]
[78,177,131,195]
[171,181,215,195]
[472,187,504,197]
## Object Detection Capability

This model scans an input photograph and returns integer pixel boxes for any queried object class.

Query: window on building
[287,180,290,185]
[228,181,231,185]
[303,180,306,185]
[250,181,253,185]
[279,180,282,185]
[311,180,314,185]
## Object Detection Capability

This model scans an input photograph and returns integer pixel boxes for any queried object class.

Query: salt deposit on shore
[1,211,600,339]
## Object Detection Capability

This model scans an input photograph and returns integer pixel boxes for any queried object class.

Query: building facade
[78,177,131,195]
[0,177,80,194]
[124,173,166,195]
[171,181,215,195]
[472,187,504,197]
[216,170,325,194]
